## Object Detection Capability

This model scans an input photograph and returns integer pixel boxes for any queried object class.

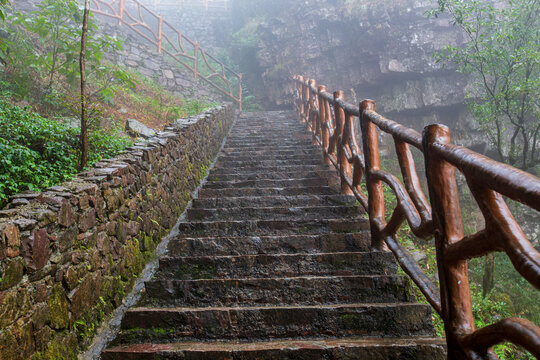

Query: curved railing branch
[293,75,540,359]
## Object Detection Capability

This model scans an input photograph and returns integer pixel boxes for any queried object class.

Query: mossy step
[116,303,436,342]
[176,217,369,236]
[197,186,337,198]
[156,252,397,280]
[167,232,371,256]
[102,337,446,360]
[202,177,329,189]
[208,164,334,176]
[217,154,320,162]
[186,205,362,222]
[221,144,317,151]
[221,148,320,157]
[142,275,413,307]
[191,194,357,209]
[213,159,323,168]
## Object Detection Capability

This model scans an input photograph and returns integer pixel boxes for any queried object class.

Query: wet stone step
[209,164,333,175]
[206,169,338,182]
[102,337,447,360]
[116,303,435,342]
[155,252,397,279]
[221,148,320,156]
[201,177,329,189]
[142,275,413,307]
[186,205,362,222]
[197,186,337,198]
[217,154,320,162]
[176,218,369,237]
[213,159,323,168]
[226,133,310,139]
[223,138,313,145]
[191,194,357,209]
[167,232,372,257]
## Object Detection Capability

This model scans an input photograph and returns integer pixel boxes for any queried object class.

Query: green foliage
[0,99,132,207]
[427,0,540,170]
[0,0,134,114]
[231,16,265,49]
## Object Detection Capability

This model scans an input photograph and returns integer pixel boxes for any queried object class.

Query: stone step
[222,143,314,151]
[102,337,447,360]
[176,217,369,236]
[186,205,362,222]
[222,139,313,147]
[217,154,319,162]
[226,133,310,139]
[213,159,323,168]
[142,275,413,307]
[197,186,337,198]
[209,164,332,175]
[221,148,320,157]
[115,303,435,342]
[167,233,371,256]
[156,252,397,279]
[202,177,328,189]
[206,169,337,182]
[191,194,357,209]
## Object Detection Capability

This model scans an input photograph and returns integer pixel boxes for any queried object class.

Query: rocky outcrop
[229,0,483,145]
[0,104,234,360]
[125,119,157,138]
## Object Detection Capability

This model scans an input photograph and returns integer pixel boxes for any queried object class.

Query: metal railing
[90,0,242,109]
[293,75,540,359]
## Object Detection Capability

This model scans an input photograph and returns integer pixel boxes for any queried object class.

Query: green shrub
[0,99,132,207]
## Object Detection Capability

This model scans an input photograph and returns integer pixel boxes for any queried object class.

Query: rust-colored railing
[90,0,242,109]
[293,75,540,359]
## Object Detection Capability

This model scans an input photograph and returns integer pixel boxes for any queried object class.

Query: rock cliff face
[230,0,484,146]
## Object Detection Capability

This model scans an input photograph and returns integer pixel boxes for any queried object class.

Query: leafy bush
[0,99,131,207]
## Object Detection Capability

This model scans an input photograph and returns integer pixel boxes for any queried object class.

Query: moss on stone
[0,258,24,291]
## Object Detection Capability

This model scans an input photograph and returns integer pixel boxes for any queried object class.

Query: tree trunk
[482,253,495,298]
[79,0,90,170]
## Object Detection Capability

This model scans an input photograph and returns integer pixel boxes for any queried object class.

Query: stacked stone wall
[0,104,234,359]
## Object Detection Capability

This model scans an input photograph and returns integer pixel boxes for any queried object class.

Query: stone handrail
[90,0,242,109]
[293,75,540,359]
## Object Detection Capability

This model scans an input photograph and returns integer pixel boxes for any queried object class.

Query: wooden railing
[293,75,540,359]
[90,0,242,109]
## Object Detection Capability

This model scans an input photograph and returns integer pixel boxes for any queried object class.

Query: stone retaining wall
[0,104,235,359]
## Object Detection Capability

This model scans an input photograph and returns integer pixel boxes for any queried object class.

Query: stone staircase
[101,111,446,359]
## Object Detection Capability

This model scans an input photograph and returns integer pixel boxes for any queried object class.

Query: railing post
[360,100,388,251]
[193,42,199,78]
[308,79,317,145]
[118,0,125,26]
[318,86,331,165]
[301,77,309,124]
[238,73,243,111]
[423,124,475,360]
[157,15,163,53]
[335,91,353,195]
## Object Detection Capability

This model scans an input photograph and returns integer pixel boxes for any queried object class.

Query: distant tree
[0,0,10,63]
[428,0,540,171]
[79,0,90,169]
[0,0,8,22]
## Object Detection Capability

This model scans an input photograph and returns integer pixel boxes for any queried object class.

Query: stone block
[0,287,32,328]
[1,224,19,258]
[78,208,97,232]
[0,258,24,291]
[22,229,50,271]
[58,201,76,228]
[68,272,102,319]
[48,283,69,330]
